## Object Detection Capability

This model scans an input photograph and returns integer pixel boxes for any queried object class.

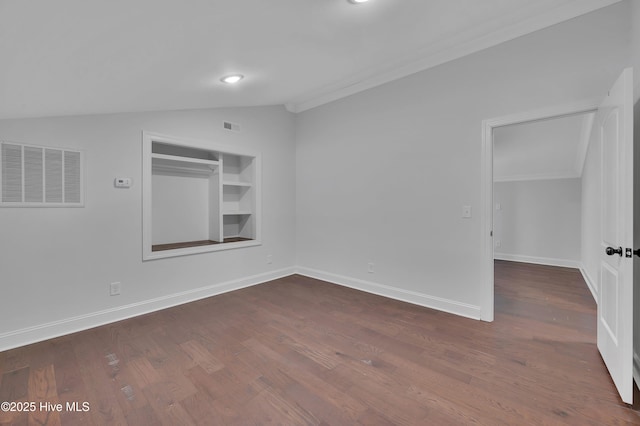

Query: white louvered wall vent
[1,142,84,207]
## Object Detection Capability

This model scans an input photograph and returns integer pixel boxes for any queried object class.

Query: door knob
[634,249,640,257]
[606,246,623,256]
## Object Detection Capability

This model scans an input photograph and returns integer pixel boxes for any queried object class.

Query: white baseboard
[579,266,598,304]
[296,266,481,320]
[494,253,580,269]
[0,267,296,352]
[0,265,484,352]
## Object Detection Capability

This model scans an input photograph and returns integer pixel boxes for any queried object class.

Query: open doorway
[490,111,599,350]
[481,68,635,404]
[480,100,599,322]
[492,112,593,274]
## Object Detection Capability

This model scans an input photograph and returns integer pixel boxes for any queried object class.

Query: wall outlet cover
[110,282,121,296]
[462,205,472,218]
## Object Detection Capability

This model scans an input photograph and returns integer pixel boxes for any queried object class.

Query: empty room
[1,0,640,424]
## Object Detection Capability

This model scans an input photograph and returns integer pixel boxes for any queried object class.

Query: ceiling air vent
[0,141,84,207]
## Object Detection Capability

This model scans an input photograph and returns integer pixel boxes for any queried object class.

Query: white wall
[152,173,210,245]
[295,2,631,319]
[581,116,601,299]
[0,105,296,350]
[633,0,640,106]
[494,178,581,268]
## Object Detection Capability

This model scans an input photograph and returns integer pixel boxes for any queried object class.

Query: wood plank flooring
[1,261,639,425]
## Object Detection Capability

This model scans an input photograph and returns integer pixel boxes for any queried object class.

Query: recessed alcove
[142,132,261,260]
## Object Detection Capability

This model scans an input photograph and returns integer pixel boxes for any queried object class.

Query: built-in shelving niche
[142,132,261,260]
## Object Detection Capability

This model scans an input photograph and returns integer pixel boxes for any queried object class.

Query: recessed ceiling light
[348,0,369,3]
[220,74,244,84]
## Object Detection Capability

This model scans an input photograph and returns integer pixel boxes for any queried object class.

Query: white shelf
[152,153,219,176]
[223,210,252,216]
[223,181,252,187]
[152,153,218,165]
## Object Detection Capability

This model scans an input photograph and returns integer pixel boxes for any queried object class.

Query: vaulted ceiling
[0,0,621,119]
[493,112,595,182]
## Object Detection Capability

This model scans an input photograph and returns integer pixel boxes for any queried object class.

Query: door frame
[480,98,600,322]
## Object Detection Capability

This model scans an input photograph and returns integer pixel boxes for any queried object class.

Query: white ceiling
[0,0,621,119]
[493,112,595,182]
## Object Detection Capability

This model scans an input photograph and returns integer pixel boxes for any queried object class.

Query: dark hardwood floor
[1,261,639,425]
[152,237,253,252]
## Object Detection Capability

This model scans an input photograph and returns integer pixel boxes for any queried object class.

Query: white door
[597,67,634,404]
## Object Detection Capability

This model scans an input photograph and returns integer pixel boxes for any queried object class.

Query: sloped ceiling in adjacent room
[0,0,621,119]
[493,112,595,182]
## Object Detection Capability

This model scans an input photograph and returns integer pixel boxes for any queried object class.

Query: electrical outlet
[495,240,501,248]
[462,205,472,218]
[266,254,273,264]
[110,282,121,296]
[368,262,375,273]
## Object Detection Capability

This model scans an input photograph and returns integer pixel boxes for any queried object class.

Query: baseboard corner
[578,265,598,304]
[295,266,481,320]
